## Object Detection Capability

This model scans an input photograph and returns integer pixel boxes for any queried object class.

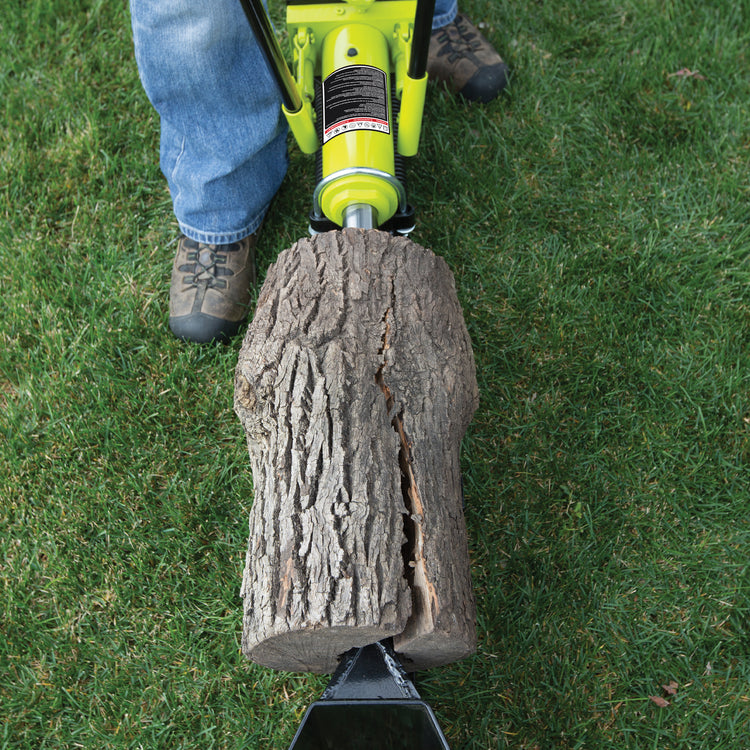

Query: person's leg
[131,0,286,241]
[428,1,509,103]
[131,0,287,342]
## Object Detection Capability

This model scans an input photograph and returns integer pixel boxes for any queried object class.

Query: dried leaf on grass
[668,68,707,80]
[650,680,679,707]
[662,681,678,696]
[650,695,670,708]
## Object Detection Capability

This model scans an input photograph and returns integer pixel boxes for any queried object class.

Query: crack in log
[375,303,438,639]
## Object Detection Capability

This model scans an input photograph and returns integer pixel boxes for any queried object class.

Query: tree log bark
[234,229,478,673]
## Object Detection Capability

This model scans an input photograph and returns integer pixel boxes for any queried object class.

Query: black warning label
[321,65,390,144]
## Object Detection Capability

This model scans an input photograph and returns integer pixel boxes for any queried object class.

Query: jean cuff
[432,1,458,30]
[177,210,266,245]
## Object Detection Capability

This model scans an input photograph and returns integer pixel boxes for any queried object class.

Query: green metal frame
[238,0,433,229]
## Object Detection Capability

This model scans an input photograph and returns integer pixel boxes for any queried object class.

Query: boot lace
[435,15,482,64]
[180,242,236,290]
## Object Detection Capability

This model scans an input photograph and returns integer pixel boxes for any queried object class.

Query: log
[234,229,478,673]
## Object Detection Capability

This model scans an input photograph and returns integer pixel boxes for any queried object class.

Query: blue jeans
[131,0,458,243]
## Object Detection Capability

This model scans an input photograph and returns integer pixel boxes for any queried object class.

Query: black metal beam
[287,641,452,749]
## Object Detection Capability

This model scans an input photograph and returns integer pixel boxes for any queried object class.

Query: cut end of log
[235,229,478,673]
[395,631,477,672]
[244,626,403,675]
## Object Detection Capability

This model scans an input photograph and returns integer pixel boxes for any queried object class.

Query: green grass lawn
[1,0,749,748]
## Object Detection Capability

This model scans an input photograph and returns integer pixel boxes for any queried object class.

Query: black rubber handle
[409,0,437,79]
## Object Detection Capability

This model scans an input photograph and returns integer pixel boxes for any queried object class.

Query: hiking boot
[169,234,257,343]
[427,14,509,103]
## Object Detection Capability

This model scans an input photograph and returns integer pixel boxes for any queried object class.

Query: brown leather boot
[427,14,509,103]
[168,234,257,343]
